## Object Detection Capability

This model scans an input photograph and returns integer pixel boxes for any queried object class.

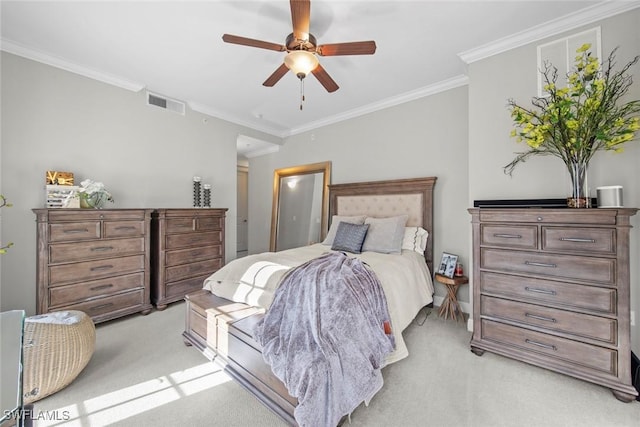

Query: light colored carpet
[33,302,640,426]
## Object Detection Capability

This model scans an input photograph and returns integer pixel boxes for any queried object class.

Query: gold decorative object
[46,171,74,186]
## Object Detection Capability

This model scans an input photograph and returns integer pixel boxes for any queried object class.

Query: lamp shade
[284,51,319,78]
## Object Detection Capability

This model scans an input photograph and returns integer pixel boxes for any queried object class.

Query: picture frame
[437,252,459,279]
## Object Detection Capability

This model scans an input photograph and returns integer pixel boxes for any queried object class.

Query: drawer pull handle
[90,284,114,291]
[525,261,557,268]
[192,219,197,231]
[90,265,113,271]
[91,246,114,252]
[559,237,596,243]
[525,339,557,351]
[115,226,136,231]
[525,286,556,296]
[494,233,522,239]
[64,228,89,234]
[525,313,557,323]
[90,302,114,311]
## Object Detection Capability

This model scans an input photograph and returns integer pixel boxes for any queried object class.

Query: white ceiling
[1,0,635,142]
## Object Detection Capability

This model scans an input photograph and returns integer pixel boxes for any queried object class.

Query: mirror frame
[270,161,331,251]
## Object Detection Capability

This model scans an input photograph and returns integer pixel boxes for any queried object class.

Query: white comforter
[203,243,434,364]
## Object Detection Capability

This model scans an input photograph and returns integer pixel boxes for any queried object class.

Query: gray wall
[0,52,279,313]
[248,86,470,307]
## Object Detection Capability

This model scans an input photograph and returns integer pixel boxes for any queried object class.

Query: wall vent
[146,91,186,115]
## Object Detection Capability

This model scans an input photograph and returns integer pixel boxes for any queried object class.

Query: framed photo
[437,252,458,278]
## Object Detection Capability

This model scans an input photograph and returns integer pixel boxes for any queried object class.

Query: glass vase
[80,192,109,209]
[566,160,591,208]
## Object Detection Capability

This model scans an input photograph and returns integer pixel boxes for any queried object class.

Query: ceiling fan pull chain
[300,78,305,110]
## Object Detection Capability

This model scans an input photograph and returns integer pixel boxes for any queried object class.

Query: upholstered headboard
[328,177,437,274]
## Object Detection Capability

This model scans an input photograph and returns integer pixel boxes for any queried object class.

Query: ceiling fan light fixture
[284,50,319,79]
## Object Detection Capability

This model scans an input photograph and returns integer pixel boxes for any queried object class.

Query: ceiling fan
[222,0,376,106]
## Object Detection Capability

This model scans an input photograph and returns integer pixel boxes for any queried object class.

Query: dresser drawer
[64,289,145,318]
[50,237,144,263]
[166,245,222,266]
[481,296,616,344]
[481,319,616,375]
[166,231,222,249]
[481,224,537,249]
[49,222,100,242]
[480,272,616,314]
[166,258,222,283]
[542,227,615,254]
[481,248,615,285]
[165,274,210,299]
[196,216,223,231]
[49,272,144,306]
[104,221,145,238]
[49,255,145,286]
[47,209,147,222]
[479,209,617,225]
[165,216,224,234]
[166,218,198,233]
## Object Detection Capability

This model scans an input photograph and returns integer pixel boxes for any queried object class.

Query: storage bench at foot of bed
[226,314,298,425]
[182,289,298,425]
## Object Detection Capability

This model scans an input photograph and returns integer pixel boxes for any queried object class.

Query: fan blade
[222,34,286,52]
[290,0,311,42]
[311,63,339,93]
[317,41,377,56]
[263,63,290,87]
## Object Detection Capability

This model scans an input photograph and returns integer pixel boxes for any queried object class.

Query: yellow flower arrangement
[504,44,640,184]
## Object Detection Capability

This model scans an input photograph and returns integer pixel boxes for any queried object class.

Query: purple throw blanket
[253,252,395,427]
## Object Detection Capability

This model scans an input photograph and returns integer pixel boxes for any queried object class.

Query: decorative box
[46,171,74,186]
[46,185,80,208]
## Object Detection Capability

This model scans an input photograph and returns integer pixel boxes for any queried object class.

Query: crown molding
[244,145,281,158]
[285,74,469,137]
[1,38,145,92]
[188,101,287,138]
[0,37,287,138]
[458,1,640,64]
[236,134,281,159]
[7,1,633,139]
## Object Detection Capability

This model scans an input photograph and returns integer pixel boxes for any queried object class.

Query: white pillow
[322,215,366,246]
[402,226,429,254]
[361,215,409,254]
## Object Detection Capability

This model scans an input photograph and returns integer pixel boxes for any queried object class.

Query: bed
[182,176,437,426]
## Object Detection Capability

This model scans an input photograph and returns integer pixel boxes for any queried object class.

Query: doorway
[236,165,248,258]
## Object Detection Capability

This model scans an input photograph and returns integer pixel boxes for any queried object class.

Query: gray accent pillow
[331,222,370,254]
[362,215,409,254]
[322,215,366,246]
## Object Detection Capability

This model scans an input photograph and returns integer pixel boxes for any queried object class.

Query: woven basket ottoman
[23,310,95,404]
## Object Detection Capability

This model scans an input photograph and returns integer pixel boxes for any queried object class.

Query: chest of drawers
[468,207,638,402]
[33,209,153,323]
[151,208,227,310]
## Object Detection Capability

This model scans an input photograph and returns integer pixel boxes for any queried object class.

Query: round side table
[435,273,468,323]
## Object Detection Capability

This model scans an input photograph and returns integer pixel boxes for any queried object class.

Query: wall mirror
[270,161,331,251]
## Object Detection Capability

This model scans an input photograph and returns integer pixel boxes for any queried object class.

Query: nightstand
[435,273,468,323]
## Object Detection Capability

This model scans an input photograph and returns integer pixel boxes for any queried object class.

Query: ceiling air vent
[146,91,185,115]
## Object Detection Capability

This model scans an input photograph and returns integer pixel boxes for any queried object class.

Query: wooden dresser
[33,209,153,324]
[151,208,227,310]
[469,207,638,402]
